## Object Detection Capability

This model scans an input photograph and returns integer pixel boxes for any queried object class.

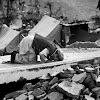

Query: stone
[28,95,34,100]
[23,83,33,91]
[96,75,100,86]
[96,92,100,100]
[41,81,49,90]
[85,95,95,100]
[72,72,87,83]
[49,77,58,86]
[57,81,84,99]
[4,91,21,99]
[82,88,90,95]
[15,93,28,100]
[41,92,63,100]
[60,72,74,78]
[31,88,46,99]
[83,73,96,89]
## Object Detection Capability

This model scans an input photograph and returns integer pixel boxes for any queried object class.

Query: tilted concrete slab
[0,28,20,51]
[29,15,60,37]
[0,48,100,84]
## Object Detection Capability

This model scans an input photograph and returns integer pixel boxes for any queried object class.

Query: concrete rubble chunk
[83,73,96,89]
[96,75,100,87]
[49,77,58,86]
[4,91,22,99]
[28,95,34,100]
[57,81,84,99]
[31,88,46,99]
[72,72,87,83]
[41,92,63,100]
[15,93,28,100]
[85,95,95,100]
[82,88,90,95]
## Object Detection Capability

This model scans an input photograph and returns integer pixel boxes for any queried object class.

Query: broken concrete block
[41,92,63,100]
[92,87,100,93]
[82,88,90,95]
[96,92,100,100]
[31,88,46,99]
[83,73,96,89]
[41,81,49,90]
[96,75,100,86]
[31,82,42,90]
[15,93,28,100]
[4,99,14,100]
[72,72,87,83]
[28,95,34,100]
[60,72,74,78]
[23,83,33,91]
[49,77,58,86]
[4,91,21,99]
[85,67,94,72]
[85,95,95,100]
[57,81,84,99]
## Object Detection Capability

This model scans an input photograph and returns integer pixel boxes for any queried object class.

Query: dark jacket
[32,34,57,57]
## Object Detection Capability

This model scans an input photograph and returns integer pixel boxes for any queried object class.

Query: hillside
[38,0,99,21]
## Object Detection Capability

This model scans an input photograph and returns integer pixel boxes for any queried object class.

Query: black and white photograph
[0,0,100,100]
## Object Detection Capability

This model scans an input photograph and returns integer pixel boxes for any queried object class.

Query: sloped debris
[3,57,100,100]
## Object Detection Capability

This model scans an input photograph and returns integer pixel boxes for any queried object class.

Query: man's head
[50,49,64,61]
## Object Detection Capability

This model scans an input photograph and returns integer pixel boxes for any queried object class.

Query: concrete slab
[0,48,100,84]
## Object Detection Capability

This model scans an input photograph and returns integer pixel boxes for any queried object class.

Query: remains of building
[0,1,100,99]
[0,15,99,99]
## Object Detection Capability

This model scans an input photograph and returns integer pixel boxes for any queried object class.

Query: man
[32,33,64,63]
[11,33,64,63]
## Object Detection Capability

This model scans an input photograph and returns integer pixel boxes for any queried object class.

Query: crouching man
[11,33,64,64]
[32,33,64,63]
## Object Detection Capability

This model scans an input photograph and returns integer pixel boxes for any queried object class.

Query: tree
[97,0,100,10]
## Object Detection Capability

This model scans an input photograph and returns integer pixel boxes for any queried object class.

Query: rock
[32,82,42,90]
[49,77,58,86]
[41,81,49,91]
[23,83,33,91]
[82,88,90,95]
[4,91,21,99]
[85,67,94,72]
[60,72,74,78]
[15,93,28,100]
[83,73,96,89]
[72,72,87,83]
[85,95,95,100]
[31,88,46,99]
[57,81,84,99]
[41,92,63,100]
[92,87,100,93]
[96,75,100,86]
[28,95,34,100]
[96,92,100,100]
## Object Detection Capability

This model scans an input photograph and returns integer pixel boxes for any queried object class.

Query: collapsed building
[0,15,100,99]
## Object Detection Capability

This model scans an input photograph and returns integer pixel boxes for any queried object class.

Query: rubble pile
[3,58,100,100]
